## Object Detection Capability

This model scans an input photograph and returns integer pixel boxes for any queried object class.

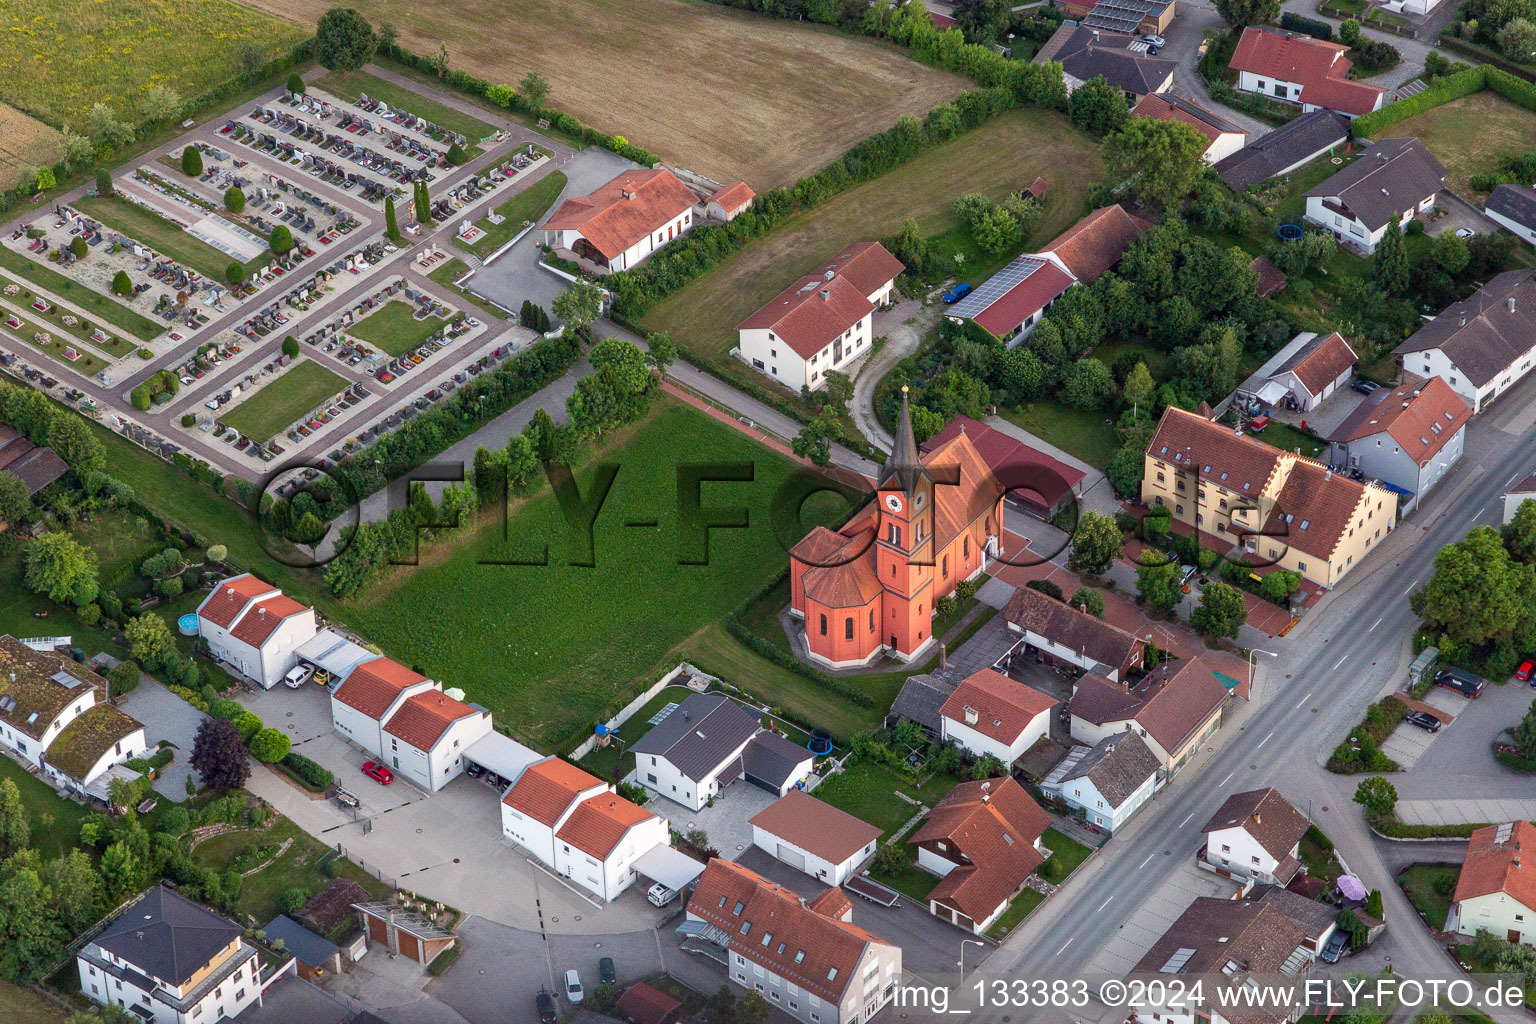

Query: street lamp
[1249,648,1278,696]
[957,938,986,984]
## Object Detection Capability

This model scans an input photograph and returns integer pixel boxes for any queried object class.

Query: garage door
[777,844,806,871]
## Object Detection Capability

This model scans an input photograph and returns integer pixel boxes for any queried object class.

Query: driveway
[1081,858,1242,976]
[118,680,207,800]
[850,296,940,450]
[1163,0,1274,139]
[1431,190,1502,238]
[650,780,779,861]
[242,976,351,1024]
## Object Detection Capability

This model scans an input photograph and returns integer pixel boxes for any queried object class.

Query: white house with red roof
[328,656,437,761]
[737,241,903,392]
[195,574,319,689]
[500,756,673,901]
[1132,93,1246,165]
[380,688,493,791]
[939,668,1057,766]
[1229,28,1385,119]
[539,168,698,273]
[1447,821,1536,945]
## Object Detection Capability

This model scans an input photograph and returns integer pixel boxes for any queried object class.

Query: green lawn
[1252,420,1327,460]
[220,360,348,442]
[0,293,136,360]
[193,815,389,924]
[812,759,960,840]
[75,506,164,580]
[349,300,447,357]
[315,69,495,154]
[2,307,108,375]
[0,248,164,342]
[454,170,567,260]
[1039,827,1093,883]
[868,847,941,901]
[0,979,65,1023]
[1000,402,1119,469]
[1399,863,1459,930]
[579,684,697,782]
[428,258,511,321]
[986,889,1045,939]
[0,755,93,859]
[75,195,269,283]
[1374,91,1536,198]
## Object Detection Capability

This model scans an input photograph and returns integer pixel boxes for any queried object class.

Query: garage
[776,844,807,871]
[633,844,706,893]
[739,731,817,797]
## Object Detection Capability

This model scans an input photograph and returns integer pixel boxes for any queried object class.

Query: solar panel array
[948,255,1049,320]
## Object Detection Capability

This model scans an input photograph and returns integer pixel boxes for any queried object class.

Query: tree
[0,779,29,858]
[1104,118,1207,209]
[140,84,182,124]
[645,330,677,373]
[1061,357,1116,410]
[383,194,400,241]
[190,717,249,794]
[224,185,246,213]
[518,71,551,113]
[249,728,291,763]
[445,141,466,166]
[1497,16,1536,57]
[112,270,132,296]
[315,7,377,70]
[551,281,604,331]
[1069,588,1106,618]
[22,532,97,603]
[95,168,113,196]
[1107,445,1145,497]
[1136,550,1183,615]
[1215,0,1280,26]
[739,990,771,1024]
[791,412,836,467]
[1505,499,1536,564]
[1339,17,1362,44]
[225,262,245,287]
[47,409,105,473]
[377,21,399,49]
[503,434,541,493]
[0,470,30,525]
[1410,525,1536,647]
[86,103,134,149]
[1122,361,1156,414]
[1069,510,1123,575]
[1424,49,1451,78]
[69,236,86,259]
[820,370,854,415]
[1069,76,1130,136]
[269,224,294,254]
[281,335,300,359]
[1371,226,1409,297]
[99,838,148,906]
[237,40,265,78]
[180,145,202,177]
[124,613,176,669]
[1190,580,1247,638]
[1353,775,1397,817]
[43,850,102,935]
[0,867,65,981]
[1028,578,1065,601]
[1432,231,1470,275]
[287,72,306,95]
[432,41,451,77]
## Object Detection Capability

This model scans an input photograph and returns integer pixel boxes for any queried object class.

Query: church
[788,389,1006,668]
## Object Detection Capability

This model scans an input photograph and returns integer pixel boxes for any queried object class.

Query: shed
[263,914,341,980]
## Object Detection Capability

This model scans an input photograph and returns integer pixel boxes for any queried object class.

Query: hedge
[168,684,210,713]
[1351,66,1536,137]
[1437,33,1536,84]
[278,752,333,792]
[1280,12,1333,40]
[1367,810,1486,839]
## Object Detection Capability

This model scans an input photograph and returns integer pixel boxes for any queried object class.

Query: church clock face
[884,493,903,514]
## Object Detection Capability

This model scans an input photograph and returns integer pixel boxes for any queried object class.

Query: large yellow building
[1141,407,1396,588]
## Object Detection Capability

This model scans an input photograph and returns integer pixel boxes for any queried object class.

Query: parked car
[465,762,484,778]
[564,969,584,1004]
[536,988,557,1024]
[1456,227,1476,239]
[599,956,616,985]
[942,282,972,304]
[1517,659,1535,684]
[311,669,331,687]
[1435,667,1486,699]
[647,883,678,907]
[361,760,394,785]
[1321,929,1349,964]
[282,665,311,689]
[1404,710,1442,733]
[1351,379,1380,395]
[1142,33,1166,46]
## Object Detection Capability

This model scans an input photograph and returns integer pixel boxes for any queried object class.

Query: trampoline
[1277,223,1303,241]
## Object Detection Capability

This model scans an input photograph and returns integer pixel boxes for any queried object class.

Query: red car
[1518,660,1535,684]
[362,760,394,785]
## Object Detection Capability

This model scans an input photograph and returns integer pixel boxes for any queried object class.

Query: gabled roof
[555,791,656,860]
[941,668,1058,745]
[921,415,1085,511]
[705,181,756,213]
[1132,897,1305,976]
[540,168,697,260]
[615,981,682,1024]
[197,573,277,629]
[1004,587,1143,674]
[1147,405,1283,495]
[889,672,956,733]
[948,254,1075,338]
[909,776,1050,923]
[95,885,243,986]
[383,689,481,751]
[1214,109,1351,190]
[1328,376,1471,467]
[1250,885,1338,942]
[1267,457,1381,561]
[740,731,814,790]
[1486,183,1536,230]
[1509,473,1536,498]
[1271,331,1356,398]
[1057,730,1161,806]
[502,757,602,826]
[629,693,760,782]
[261,914,338,968]
[738,242,903,360]
[1132,92,1245,146]
[1203,788,1309,860]
[6,446,66,494]
[1037,204,1155,284]
[229,594,311,648]
[1394,270,1536,387]
[1455,820,1536,911]
[1229,27,1385,116]
[0,634,103,741]
[748,790,882,863]
[1040,26,1178,97]
[1070,657,1229,755]
[43,702,142,782]
[1304,139,1446,232]
[332,657,429,721]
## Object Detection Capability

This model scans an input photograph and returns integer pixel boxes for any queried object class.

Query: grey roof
[1060,730,1160,807]
[1037,26,1177,96]
[630,693,761,782]
[95,885,244,986]
[1487,183,1536,230]
[889,673,956,732]
[1214,109,1351,190]
[1250,885,1338,942]
[948,254,1051,319]
[740,731,813,788]
[1303,138,1446,233]
[878,387,929,497]
[1081,0,1172,32]
[1394,269,1536,387]
[262,914,338,967]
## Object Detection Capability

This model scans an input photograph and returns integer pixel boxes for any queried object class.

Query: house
[1328,377,1471,509]
[1040,729,1161,832]
[919,415,1086,520]
[704,182,756,222]
[1448,821,1536,944]
[539,168,698,273]
[353,902,457,966]
[1201,788,1310,885]
[1002,586,1146,683]
[195,574,319,689]
[328,656,436,761]
[944,253,1074,344]
[681,859,902,1024]
[615,981,682,1024]
[749,790,882,885]
[1394,270,1536,414]
[262,915,340,981]
[1132,93,1246,165]
[1058,0,1177,35]
[939,668,1057,766]
[1035,25,1177,101]
[77,885,279,1024]
[630,693,763,810]
[1303,139,1446,254]
[1248,884,1339,956]
[789,389,1004,667]
[500,756,674,901]
[909,776,1052,934]
[737,241,902,392]
[1214,109,1351,191]
[1485,183,1536,245]
[1506,473,1536,525]
[379,688,494,791]
[1229,27,1386,119]
[1035,203,1155,285]
[1239,331,1358,414]
[0,426,68,494]
[1066,657,1229,779]
[0,635,147,794]
[1142,405,1399,588]
[886,673,954,737]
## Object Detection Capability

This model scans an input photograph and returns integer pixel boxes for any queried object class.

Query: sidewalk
[1396,798,1536,826]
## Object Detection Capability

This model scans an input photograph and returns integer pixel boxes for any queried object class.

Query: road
[971,378,1536,1019]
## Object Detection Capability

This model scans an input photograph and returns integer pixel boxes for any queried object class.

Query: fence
[333,842,398,891]
[567,663,701,760]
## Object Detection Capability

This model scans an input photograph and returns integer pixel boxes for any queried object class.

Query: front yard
[1399,862,1458,930]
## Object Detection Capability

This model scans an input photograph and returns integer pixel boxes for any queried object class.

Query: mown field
[0,103,62,191]
[640,107,1101,381]
[0,0,306,129]
[221,359,348,441]
[1375,92,1536,198]
[238,0,967,187]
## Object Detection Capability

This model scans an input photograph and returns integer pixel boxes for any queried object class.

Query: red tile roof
[383,690,479,751]
[502,757,602,826]
[705,181,756,214]
[1037,204,1154,283]
[198,574,276,629]
[1132,93,1243,146]
[747,790,882,864]
[1329,376,1471,468]
[1267,457,1378,562]
[909,777,1050,925]
[229,595,310,648]
[738,242,903,359]
[1456,821,1536,912]
[921,415,1084,510]
[1229,28,1385,117]
[555,791,655,859]
[541,168,697,261]
[332,657,429,721]
[1277,332,1357,398]
[969,258,1075,338]
[807,887,853,921]
[941,668,1058,745]
[615,982,681,1024]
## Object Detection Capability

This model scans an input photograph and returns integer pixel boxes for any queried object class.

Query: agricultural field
[221,359,347,441]
[239,0,967,187]
[349,299,446,356]
[0,104,62,191]
[640,107,1101,386]
[0,0,306,130]
[1375,92,1536,198]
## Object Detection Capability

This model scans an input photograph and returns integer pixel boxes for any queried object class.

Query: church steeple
[879,386,929,497]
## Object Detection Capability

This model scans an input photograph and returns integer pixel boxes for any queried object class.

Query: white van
[646,883,678,907]
[282,665,311,689]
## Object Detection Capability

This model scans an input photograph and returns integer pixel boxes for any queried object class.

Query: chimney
[1254,812,1262,825]
[1325,469,1332,481]
[981,781,991,803]
[820,289,829,301]
[824,270,835,281]
[1509,296,1517,313]
[1459,314,1466,326]
[963,705,979,726]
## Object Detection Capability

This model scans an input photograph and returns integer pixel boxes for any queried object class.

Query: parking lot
[1379,687,1468,769]
[1081,859,1240,977]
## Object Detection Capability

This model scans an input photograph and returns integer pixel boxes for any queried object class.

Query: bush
[112,270,132,296]
[427,943,461,976]
[1281,11,1333,39]
[1026,578,1064,601]
[77,602,101,626]
[181,146,202,176]
[279,752,333,791]
[277,887,308,915]
[249,728,290,763]
[232,710,263,744]
[109,660,141,697]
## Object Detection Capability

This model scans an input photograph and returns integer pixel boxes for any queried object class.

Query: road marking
[1369,617,1382,632]
[1178,812,1194,827]
[1476,505,1486,519]
[1097,896,1114,912]
[1057,937,1075,956]
[1220,771,1234,786]
[1404,579,1418,595]
[1138,851,1157,870]
[1256,730,1274,750]
[1510,472,1522,488]
[1295,691,1313,709]
[1332,655,1348,671]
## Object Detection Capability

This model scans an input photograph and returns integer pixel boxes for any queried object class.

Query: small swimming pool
[177,613,199,637]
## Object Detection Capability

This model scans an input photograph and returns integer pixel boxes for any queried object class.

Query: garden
[1372,91,1536,199]
[348,298,449,356]
[1398,862,1459,930]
